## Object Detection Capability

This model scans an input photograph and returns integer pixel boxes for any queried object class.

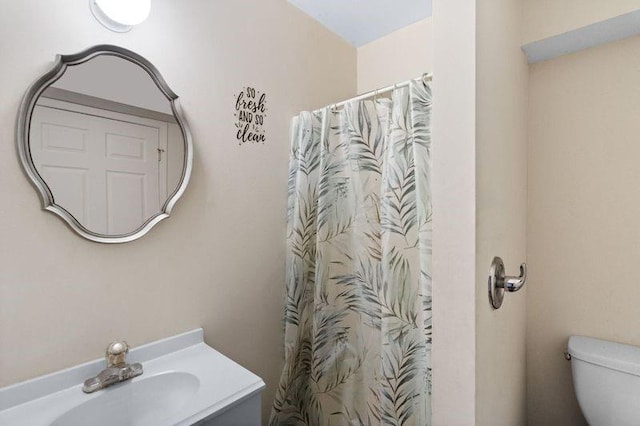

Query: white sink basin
[52,372,200,426]
[0,329,265,426]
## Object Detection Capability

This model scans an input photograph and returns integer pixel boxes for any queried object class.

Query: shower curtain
[270,77,432,426]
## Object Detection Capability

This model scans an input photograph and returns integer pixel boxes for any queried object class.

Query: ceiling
[287,0,432,47]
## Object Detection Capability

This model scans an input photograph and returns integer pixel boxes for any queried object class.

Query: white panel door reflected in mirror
[17,46,192,243]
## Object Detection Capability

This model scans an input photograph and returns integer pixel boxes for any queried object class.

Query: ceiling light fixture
[89,0,151,33]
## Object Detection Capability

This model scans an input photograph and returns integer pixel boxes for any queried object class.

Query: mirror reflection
[29,54,186,236]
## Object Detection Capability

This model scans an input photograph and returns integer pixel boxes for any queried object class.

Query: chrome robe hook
[488,256,527,309]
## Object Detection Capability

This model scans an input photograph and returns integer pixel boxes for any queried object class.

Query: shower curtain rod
[329,72,432,110]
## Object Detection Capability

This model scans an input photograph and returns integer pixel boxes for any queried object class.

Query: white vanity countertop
[0,329,265,426]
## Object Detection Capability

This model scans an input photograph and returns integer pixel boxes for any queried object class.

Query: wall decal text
[234,86,267,145]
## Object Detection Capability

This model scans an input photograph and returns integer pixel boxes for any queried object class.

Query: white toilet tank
[568,336,640,426]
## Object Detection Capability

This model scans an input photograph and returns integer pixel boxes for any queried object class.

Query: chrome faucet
[82,341,143,393]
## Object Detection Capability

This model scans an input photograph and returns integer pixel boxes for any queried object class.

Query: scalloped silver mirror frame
[16,45,193,244]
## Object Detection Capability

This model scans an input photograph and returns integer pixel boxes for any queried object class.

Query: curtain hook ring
[374,90,379,102]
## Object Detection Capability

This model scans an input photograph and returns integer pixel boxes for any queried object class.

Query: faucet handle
[106,341,129,367]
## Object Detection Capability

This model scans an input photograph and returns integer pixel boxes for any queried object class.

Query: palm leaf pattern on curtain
[272,78,432,426]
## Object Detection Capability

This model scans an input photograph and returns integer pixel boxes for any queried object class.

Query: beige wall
[527,34,640,425]
[432,1,531,422]
[356,17,433,93]
[431,0,477,423]
[475,0,529,425]
[0,0,356,422]
[523,0,640,43]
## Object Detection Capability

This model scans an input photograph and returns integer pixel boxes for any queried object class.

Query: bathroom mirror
[16,45,193,243]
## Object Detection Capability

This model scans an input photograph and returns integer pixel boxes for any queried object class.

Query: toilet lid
[568,336,640,377]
